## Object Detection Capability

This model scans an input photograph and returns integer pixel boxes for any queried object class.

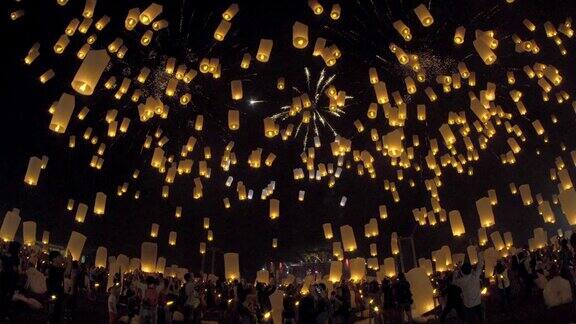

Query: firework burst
[270,67,352,150]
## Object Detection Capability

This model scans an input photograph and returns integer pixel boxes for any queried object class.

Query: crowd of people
[3,234,576,323]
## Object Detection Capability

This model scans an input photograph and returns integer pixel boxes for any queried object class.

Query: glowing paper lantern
[141,242,158,273]
[340,225,357,252]
[224,252,240,281]
[230,80,243,100]
[405,267,435,320]
[42,231,50,244]
[269,199,280,219]
[490,231,505,251]
[75,203,88,223]
[24,156,42,186]
[413,4,433,26]
[49,93,75,133]
[22,221,36,246]
[256,270,270,285]
[448,210,465,236]
[95,246,107,268]
[559,188,576,225]
[350,257,366,282]
[0,210,20,242]
[467,245,478,265]
[71,49,110,96]
[256,39,273,62]
[94,192,106,215]
[222,3,239,21]
[139,3,163,25]
[519,184,533,205]
[504,232,514,247]
[292,21,309,49]
[476,197,495,227]
[483,248,498,278]
[329,261,342,283]
[214,20,231,41]
[473,39,496,65]
[65,231,87,261]
[168,231,177,246]
[383,257,396,277]
[323,223,333,239]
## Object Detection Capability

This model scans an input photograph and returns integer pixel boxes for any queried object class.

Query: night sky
[0,0,575,276]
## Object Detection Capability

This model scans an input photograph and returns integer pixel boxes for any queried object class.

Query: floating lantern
[323,223,333,239]
[24,156,42,186]
[449,210,465,236]
[140,242,158,273]
[292,22,309,49]
[22,221,36,246]
[519,184,533,205]
[406,267,435,320]
[559,188,576,225]
[49,93,75,133]
[350,257,366,282]
[230,80,243,100]
[413,4,433,26]
[329,261,342,283]
[256,39,273,62]
[224,253,240,281]
[476,197,495,227]
[256,270,270,284]
[65,231,86,261]
[340,225,357,252]
[94,192,106,215]
[95,246,107,268]
[0,211,21,242]
[168,231,177,245]
[269,199,280,219]
[71,50,110,95]
[139,3,163,25]
[222,3,239,21]
[75,203,88,223]
[490,231,505,251]
[214,20,231,41]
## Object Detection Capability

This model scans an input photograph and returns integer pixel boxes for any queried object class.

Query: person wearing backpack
[140,276,159,324]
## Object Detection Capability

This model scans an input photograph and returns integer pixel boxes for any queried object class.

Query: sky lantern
[467,245,478,265]
[406,267,435,320]
[329,261,342,283]
[308,0,323,15]
[340,225,357,252]
[449,210,465,236]
[222,4,239,21]
[22,221,36,246]
[94,192,106,215]
[24,156,43,186]
[559,188,576,225]
[75,203,88,223]
[141,242,157,273]
[139,3,163,25]
[65,231,86,261]
[214,20,231,41]
[95,246,107,268]
[519,184,533,205]
[269,199,280,219]
[503,232,514,247]
[476,197,495,227]
[49,93,75,133]
[224,252,240,281]
[490,231,505,251]
[292,21,309,49]
[71,49,110,96]
[256,269,270,284]
[323,223,333,239]
[256,39,273,62]
[349,257,366,282]
[413,4,433,26]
